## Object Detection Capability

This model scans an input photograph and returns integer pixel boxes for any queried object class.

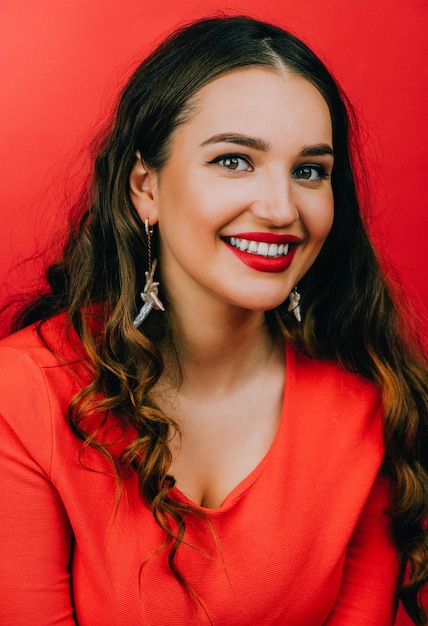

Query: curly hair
[12,15,428,624]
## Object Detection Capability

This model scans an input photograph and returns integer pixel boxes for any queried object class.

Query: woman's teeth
[228,237,290,258]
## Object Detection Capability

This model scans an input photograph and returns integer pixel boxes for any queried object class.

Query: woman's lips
[227,232,302,244]
[222,232,301,273]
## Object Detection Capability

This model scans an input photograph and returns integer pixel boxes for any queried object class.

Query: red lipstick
[222,232,301,273]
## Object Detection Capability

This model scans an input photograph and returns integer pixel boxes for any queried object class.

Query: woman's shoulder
[0,312,93,404]
[0,312,85,367]
[286,342,381,417]
[284,344,384,465]
[0,314,90,452]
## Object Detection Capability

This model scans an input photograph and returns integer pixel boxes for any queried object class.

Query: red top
[0,315,399,625]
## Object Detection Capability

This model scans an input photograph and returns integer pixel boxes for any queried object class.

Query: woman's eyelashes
[208,153,253,172]
[207,153,331,183]
[291,164,331,182]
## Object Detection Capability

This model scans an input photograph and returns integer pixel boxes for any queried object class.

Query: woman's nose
[249,172,299,227]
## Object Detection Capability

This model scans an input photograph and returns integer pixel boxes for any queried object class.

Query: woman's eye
[209,155,252,172]
[292,165,329,181]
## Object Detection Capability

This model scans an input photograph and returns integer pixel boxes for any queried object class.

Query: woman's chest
[65,455,351,626]
[160,363,285,509]
[70,503,344,626]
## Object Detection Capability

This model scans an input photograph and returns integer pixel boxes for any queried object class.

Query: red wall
[0,2,426,622]
[1,1,427,337]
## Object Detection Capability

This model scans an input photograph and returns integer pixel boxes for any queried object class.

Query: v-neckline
[169,342,293,514]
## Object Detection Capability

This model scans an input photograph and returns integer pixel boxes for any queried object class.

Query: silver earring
[133,220,165,328]
[288,287,302,322]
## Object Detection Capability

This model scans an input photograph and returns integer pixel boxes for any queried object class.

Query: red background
[0,1,426,622]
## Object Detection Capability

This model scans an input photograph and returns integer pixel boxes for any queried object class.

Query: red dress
[0,315,399,625]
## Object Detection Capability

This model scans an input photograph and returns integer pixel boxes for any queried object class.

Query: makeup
[222,232,301,273]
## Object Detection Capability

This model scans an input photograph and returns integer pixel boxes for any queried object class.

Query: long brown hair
[11,16,428,624]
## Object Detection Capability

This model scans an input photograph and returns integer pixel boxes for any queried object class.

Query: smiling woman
[129,68,334,312]
[0,15,427,626]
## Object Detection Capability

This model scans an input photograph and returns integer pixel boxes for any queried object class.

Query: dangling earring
[288,287,302,322]
[133,219,165,328]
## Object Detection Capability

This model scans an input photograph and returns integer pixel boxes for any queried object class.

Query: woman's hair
[11,16,428,624]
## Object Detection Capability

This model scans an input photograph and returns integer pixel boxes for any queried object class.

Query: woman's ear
[129,152,159,224]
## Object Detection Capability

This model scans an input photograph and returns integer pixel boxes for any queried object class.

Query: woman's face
[134,66,334,314]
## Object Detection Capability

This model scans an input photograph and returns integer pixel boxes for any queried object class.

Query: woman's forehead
[172,67,333,150]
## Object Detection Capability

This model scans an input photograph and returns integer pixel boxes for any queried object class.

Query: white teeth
[227,237,291,258]
[258,242,269,256]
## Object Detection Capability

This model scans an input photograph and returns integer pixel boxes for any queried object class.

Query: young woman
[0,16,427,626]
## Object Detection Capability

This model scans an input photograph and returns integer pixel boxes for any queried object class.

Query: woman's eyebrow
[200,133,271,151]
[200,134,334,158]
[300,144,334,157]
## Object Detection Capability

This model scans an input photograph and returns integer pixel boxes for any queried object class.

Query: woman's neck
[159,299,281,395]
